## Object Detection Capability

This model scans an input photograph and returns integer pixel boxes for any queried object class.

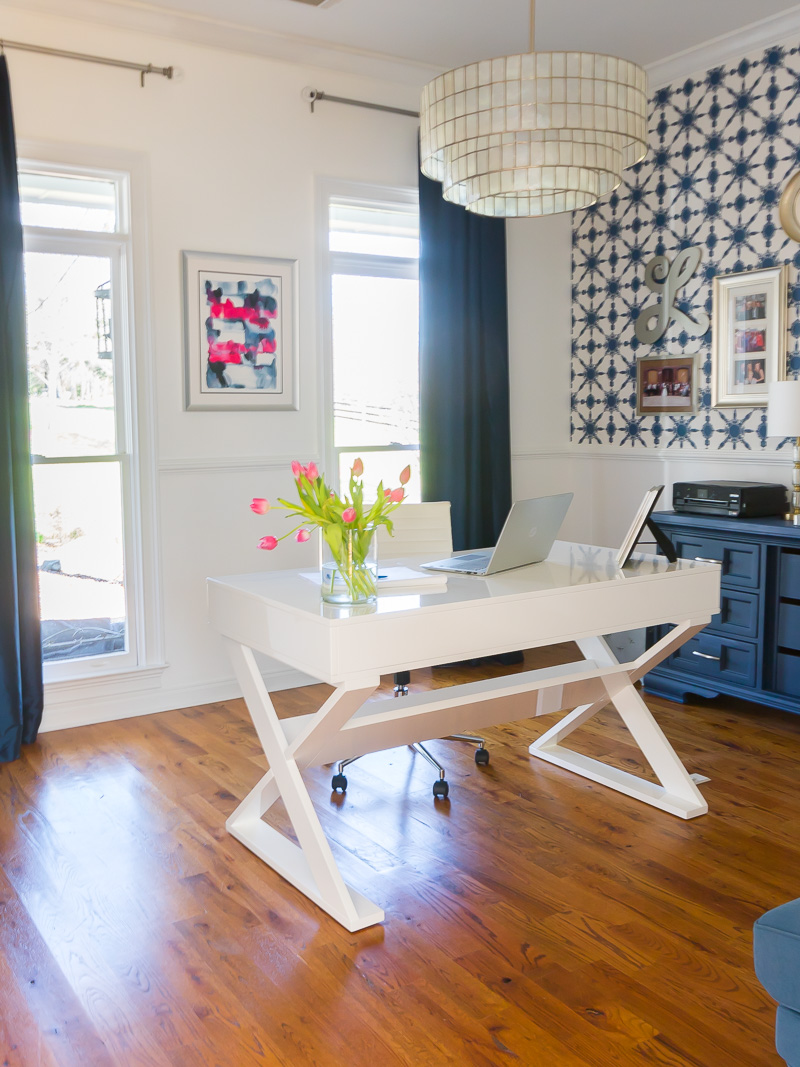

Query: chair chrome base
[331,691,491,800]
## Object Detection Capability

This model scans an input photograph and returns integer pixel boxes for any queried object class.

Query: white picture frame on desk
[617,486,666,567]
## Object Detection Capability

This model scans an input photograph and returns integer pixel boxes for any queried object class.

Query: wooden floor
[1,646,798,1067]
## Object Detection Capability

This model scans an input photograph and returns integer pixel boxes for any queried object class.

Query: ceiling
[81,0,800,70]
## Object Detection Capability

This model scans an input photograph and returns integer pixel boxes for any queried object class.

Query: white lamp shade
[768,380,800,438]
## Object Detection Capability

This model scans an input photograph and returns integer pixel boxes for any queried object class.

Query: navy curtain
[0,56,43,763]
[418,171,512,551]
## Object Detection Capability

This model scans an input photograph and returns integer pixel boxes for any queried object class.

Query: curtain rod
[301,87,418,119]
[1,39,174,87]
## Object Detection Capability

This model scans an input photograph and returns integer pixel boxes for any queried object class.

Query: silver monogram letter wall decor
[634,245,710,345]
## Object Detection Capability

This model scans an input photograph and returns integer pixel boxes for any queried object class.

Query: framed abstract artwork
[711,265,787,408]
[636,354,697,415]
[182,251,298,410]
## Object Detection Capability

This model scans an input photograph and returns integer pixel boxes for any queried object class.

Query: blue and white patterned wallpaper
[571,42,800,449]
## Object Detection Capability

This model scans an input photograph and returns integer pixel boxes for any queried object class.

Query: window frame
[318,178,420,493]
[19,147,162,684]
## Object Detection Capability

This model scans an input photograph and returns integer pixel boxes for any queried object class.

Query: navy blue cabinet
[644,511,800,715]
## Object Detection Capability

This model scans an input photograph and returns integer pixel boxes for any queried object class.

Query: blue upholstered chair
[754,899,800,1067]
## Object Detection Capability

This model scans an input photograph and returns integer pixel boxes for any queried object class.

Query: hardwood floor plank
[1,649,795,1066]
[0,867,113,1067]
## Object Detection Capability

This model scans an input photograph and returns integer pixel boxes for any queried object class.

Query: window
[323,184,420,500]
[21,165,141,672]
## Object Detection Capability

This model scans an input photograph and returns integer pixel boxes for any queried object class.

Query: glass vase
[320,525,379,605]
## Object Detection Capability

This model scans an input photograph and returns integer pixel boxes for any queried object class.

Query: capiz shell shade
[420,51,648,218]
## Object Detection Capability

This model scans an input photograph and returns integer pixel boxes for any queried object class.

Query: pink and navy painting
[200,271,282,393]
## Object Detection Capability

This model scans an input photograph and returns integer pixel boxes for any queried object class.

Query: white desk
[207,541,720,931]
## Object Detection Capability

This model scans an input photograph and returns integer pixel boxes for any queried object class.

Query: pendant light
[419,0,649,217]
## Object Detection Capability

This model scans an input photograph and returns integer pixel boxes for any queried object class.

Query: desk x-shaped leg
[225,620,709,931]
[529,629,708,819]
[224,640,382,931]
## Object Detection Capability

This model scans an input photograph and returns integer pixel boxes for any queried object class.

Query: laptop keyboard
[435,553,490,570]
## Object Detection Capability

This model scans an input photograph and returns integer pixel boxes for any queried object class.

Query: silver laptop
[421,493,573,576]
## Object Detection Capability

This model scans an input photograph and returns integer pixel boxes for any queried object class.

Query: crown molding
[0,0,438,89]
[646,5,800,88]
[7,0,800,96]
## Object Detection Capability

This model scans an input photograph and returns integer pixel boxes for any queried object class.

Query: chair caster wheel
[433,780,449,800]
[331,773,348,793]
[475,747,490,766]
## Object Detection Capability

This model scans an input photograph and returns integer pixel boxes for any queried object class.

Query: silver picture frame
[711,264,787,408]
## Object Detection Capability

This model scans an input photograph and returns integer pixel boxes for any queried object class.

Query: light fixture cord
[529,0,535,52]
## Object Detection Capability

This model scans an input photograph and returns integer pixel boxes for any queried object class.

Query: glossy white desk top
[208,540,718,624]
[208,541,720,686]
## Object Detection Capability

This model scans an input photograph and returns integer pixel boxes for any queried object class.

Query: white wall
[506,214,586,541]
[16,2,796,728]
[0,4,421,728]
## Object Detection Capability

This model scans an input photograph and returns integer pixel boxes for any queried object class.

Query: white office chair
[330,501,490,800]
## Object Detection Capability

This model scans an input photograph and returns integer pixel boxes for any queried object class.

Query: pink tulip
[250,497,270,515]
[390,487,404,503]
[352,457,364,477]
[342,507,357,523]
[384,488,392,498]
[305,461,319,481]
[399,464,411,485]
[258,535,278,551]
[291,460,303,478]
[295,528,311,543]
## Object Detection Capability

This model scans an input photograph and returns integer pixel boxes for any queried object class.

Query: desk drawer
[672,533,760,590]
[776,651,800,698]
[708,589,760,640]
[777,601,800,652]
[779,550,800,599]
[671,633,757,688]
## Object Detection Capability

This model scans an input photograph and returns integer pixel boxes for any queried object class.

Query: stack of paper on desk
[375,567,448,590]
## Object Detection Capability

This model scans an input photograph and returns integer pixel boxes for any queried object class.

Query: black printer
[672,481,788,518]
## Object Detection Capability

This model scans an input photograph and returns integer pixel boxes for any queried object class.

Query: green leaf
[324,524,343,557]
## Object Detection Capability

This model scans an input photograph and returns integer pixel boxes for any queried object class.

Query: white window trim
[19,141,165,685]
[316,177,419,492]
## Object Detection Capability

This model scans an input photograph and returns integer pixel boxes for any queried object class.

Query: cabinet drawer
[776,651,800,697]
[670,632,757,688]
[672,533,760,589]
[708,589,760,640]
[777,601,800,651]
[779,551,800,599]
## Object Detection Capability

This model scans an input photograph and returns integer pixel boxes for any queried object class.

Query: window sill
[44,663,169,701]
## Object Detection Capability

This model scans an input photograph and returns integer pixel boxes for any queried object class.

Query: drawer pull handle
[694,556,722,564]
[692,650,721,661]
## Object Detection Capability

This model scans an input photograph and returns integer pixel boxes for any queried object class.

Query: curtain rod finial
[301,86,322,113]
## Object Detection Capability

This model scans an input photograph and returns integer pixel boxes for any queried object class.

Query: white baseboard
[40,665,317,733]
